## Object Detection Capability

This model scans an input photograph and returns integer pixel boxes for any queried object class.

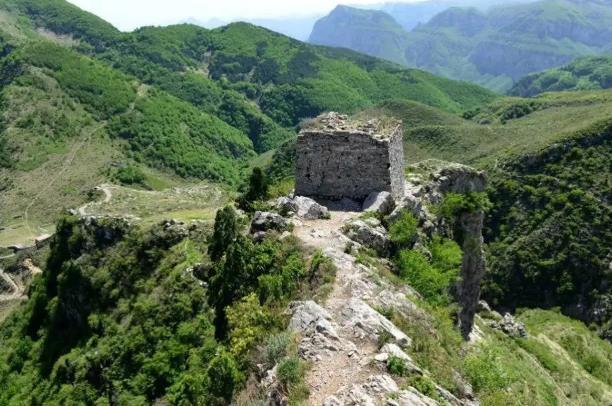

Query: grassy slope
[510,56,612,96]
[0,12,242,245]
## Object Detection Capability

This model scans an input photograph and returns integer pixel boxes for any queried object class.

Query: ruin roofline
[299,112,402,140]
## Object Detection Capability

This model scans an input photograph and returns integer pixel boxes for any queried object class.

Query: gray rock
[342,218,390,256]
[477,300,491,313]
[251,211,289,233]
[490,313,528,338]
[362,191,395,215]
[340,298,411,347]
[293,196,330,219]
[289,301,343,360]
[276,196,299,215]
[392,387,439,406]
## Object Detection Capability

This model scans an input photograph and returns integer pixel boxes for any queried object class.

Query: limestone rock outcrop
[362,191,395,215]
[342,217,390,256]
[251,211,290,233]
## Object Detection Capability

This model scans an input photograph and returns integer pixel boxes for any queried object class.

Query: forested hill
[309,0,612,92]
[0,0,495,241]
[510,56,612,96]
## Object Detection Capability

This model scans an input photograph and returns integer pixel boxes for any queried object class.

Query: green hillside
[510,56,612,96]
[309,0,612,92]
[0,0,496,246]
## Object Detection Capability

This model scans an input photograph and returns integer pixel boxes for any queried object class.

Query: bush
[114,165,146,186]
[263,332,291,369]
[388,212,418,248]
[387,355,411,377]
[277,356,304,387]
[396,250,457,305]
[206,351,244,402]
[237,167,269,211]
[208,206,238,262]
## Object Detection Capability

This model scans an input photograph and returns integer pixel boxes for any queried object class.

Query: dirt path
[293,210,386,404]
[0,267,21,301]
[77,184,113,216]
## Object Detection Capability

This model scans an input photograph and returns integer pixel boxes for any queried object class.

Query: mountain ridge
[309,0,612,91]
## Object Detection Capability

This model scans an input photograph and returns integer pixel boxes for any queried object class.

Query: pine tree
[208,205,238,262]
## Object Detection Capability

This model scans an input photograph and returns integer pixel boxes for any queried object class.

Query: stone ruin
[295,112,405,202]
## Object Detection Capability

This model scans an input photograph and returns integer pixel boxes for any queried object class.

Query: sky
[67,0,423,31]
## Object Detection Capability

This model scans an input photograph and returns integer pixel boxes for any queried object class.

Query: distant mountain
[510,56,612,96]
[186,14,324,41]
[310,0,612,92]
[374,0,536,31]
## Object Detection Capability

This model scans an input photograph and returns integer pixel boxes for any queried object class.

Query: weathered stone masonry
[295,113,405,201]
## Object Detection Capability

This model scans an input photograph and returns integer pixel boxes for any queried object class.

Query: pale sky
[68,0,423,31]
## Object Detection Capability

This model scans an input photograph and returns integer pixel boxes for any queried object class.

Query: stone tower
[295,112,405,201]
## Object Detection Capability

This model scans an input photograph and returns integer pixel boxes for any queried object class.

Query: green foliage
[113,164,146,186]
[205,350,244,402]
[226,293,275,363]
[108,90,253,184]
[404,375,440,401]
[396,242,461,306]
[437,192,491,220]
[237,167,269,211]
[464,345,517,392]
[483,131,611,326]
[388,211,418,248]
[387,355,411,377]
[208,206,238,262]
[20,41,135,119]
[511,56,612,97]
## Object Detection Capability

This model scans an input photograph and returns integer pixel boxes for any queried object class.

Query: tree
[238,167,269,211]
[208,206,238,262]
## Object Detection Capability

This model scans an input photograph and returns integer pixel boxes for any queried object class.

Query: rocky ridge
[259,160,485,405]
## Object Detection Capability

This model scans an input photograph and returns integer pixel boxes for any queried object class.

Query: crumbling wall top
[300,112,402,140]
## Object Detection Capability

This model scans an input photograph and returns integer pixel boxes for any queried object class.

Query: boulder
[362,191,395,215]
[342,218,390,256]
[277,196,330,220]
[251,211,289,233]
[490,313,528,338]
[340,298,411,347]
[293,196,330,219]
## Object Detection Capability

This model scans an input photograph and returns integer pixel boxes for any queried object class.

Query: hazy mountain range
[309,0,612,91]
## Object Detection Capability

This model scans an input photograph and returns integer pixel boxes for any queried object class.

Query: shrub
[405,375,439,400]
[388,212,418,248]
[237,167,269,211]
[397,250,454,305]
[277,357,304,387]
[437,192,491,220]
[205,350,244,402]
[263,332,291,368]
[226,294,274,364]
[387,356,411,377]
[114,165,146,186]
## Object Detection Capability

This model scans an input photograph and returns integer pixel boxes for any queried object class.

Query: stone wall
[295,113,405,201]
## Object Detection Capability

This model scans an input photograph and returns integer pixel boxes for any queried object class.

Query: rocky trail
[287,208,467,405]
